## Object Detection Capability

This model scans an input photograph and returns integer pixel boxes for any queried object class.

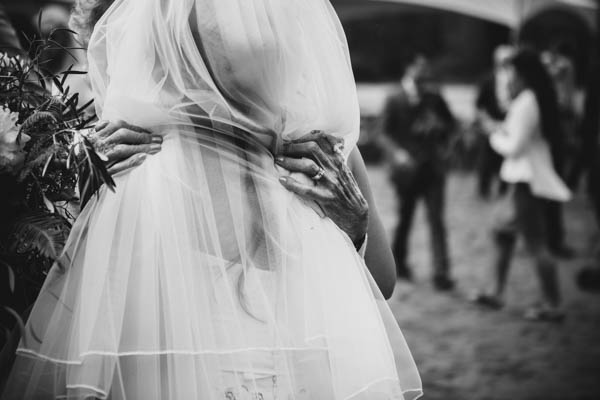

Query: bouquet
[0,30,114,330]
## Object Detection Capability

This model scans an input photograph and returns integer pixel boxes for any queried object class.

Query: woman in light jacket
[474,48,571,321]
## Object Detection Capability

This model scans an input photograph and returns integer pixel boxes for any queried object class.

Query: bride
[2,0,421,399]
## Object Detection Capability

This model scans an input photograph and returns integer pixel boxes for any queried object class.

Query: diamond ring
[312,167,325,181]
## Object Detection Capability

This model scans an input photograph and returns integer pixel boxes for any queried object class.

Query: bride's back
[88,0,360,150]
[2,2,422,399]
[82,0,365,263]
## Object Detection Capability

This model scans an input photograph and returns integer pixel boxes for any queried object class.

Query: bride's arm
[347,148,397,298]
[278,134,396,299]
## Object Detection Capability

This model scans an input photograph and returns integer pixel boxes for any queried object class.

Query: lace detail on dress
[223,376,314,400]
[224,386,265,400]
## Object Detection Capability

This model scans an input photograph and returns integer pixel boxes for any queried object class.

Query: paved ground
[366,166,600,400]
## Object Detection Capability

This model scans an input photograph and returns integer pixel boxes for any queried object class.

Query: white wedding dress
[1,0,422,399]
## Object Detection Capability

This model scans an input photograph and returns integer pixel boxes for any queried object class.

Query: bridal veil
[2,0,422,399]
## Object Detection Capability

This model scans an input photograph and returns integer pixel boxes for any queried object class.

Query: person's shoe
[550,244,576,260]
[469,292,504,310]
[524,305,565,323]
[432,275,455,291]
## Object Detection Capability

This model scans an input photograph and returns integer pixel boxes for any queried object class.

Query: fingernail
[279,176,287,184]
[151,136,163,144]
[275,156,284,164]
[149,144,161,154]
[136,153,147,164]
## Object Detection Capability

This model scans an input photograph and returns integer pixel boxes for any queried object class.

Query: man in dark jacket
[381,56,456,290]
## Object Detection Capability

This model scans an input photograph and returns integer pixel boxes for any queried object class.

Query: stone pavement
[367,166,600,400]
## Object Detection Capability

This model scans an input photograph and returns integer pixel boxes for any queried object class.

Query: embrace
[2,1,421,399]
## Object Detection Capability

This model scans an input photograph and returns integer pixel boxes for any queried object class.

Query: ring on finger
[312,166,325,181]
[333,142,344,155]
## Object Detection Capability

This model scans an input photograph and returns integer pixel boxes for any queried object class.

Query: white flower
[0,106,30,174]
[0,52,28,69]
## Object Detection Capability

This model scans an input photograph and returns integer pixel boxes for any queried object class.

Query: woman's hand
[276,131,368,246]
[88,120,163,175]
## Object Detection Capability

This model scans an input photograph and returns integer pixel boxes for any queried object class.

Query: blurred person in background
[380,55,456,291]
[542,43,578,137]
[540,43,579,259]
[472,48,571,322]
[576,162,600,292]
[474,45,513,199]
[574,138,600,293]
[578,126,600,294]
[570,13,600,293]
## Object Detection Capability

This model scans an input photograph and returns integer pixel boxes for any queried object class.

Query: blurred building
[2,0,596,84]
[332,0,596,83]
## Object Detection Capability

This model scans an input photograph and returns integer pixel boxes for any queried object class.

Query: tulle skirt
[2,126,422,399]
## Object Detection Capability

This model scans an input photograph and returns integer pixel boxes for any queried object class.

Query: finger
[94,120,109,132]
[104,128,158,145]
[107,153,148,175]
[282,141,329,167]
[275,156,322,177]
[290,134,346,167]
[291,131,332,153]
[105,143,161,164]
[291,131,344,154]
[278,175,334,203]
[117,120,152,134]
[291,130,325,143]
[337,167,364,202]
[95,120,151,139]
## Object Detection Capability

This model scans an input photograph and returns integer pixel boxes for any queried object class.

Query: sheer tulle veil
[2,0,422,399]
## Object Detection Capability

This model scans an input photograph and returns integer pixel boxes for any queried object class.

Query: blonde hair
[69,0,114,46]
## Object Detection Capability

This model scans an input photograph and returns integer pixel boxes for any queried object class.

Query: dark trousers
[492,184,561,306]
[545,200,567,252]
[392,169,450,278]
[495,185,566,253]
[589,154,600,228]
[495,184,549,251]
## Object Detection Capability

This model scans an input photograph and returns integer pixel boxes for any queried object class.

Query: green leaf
[9,213,71,261]
[47,39,78,62]
[20,111,58,133]
[59,64,74,88]
[49,27,78,38]
[8,267,15,293]
[77,135,116,207]
[75,98,94,116]
[41,153,54,177]
[0,261,16,293]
